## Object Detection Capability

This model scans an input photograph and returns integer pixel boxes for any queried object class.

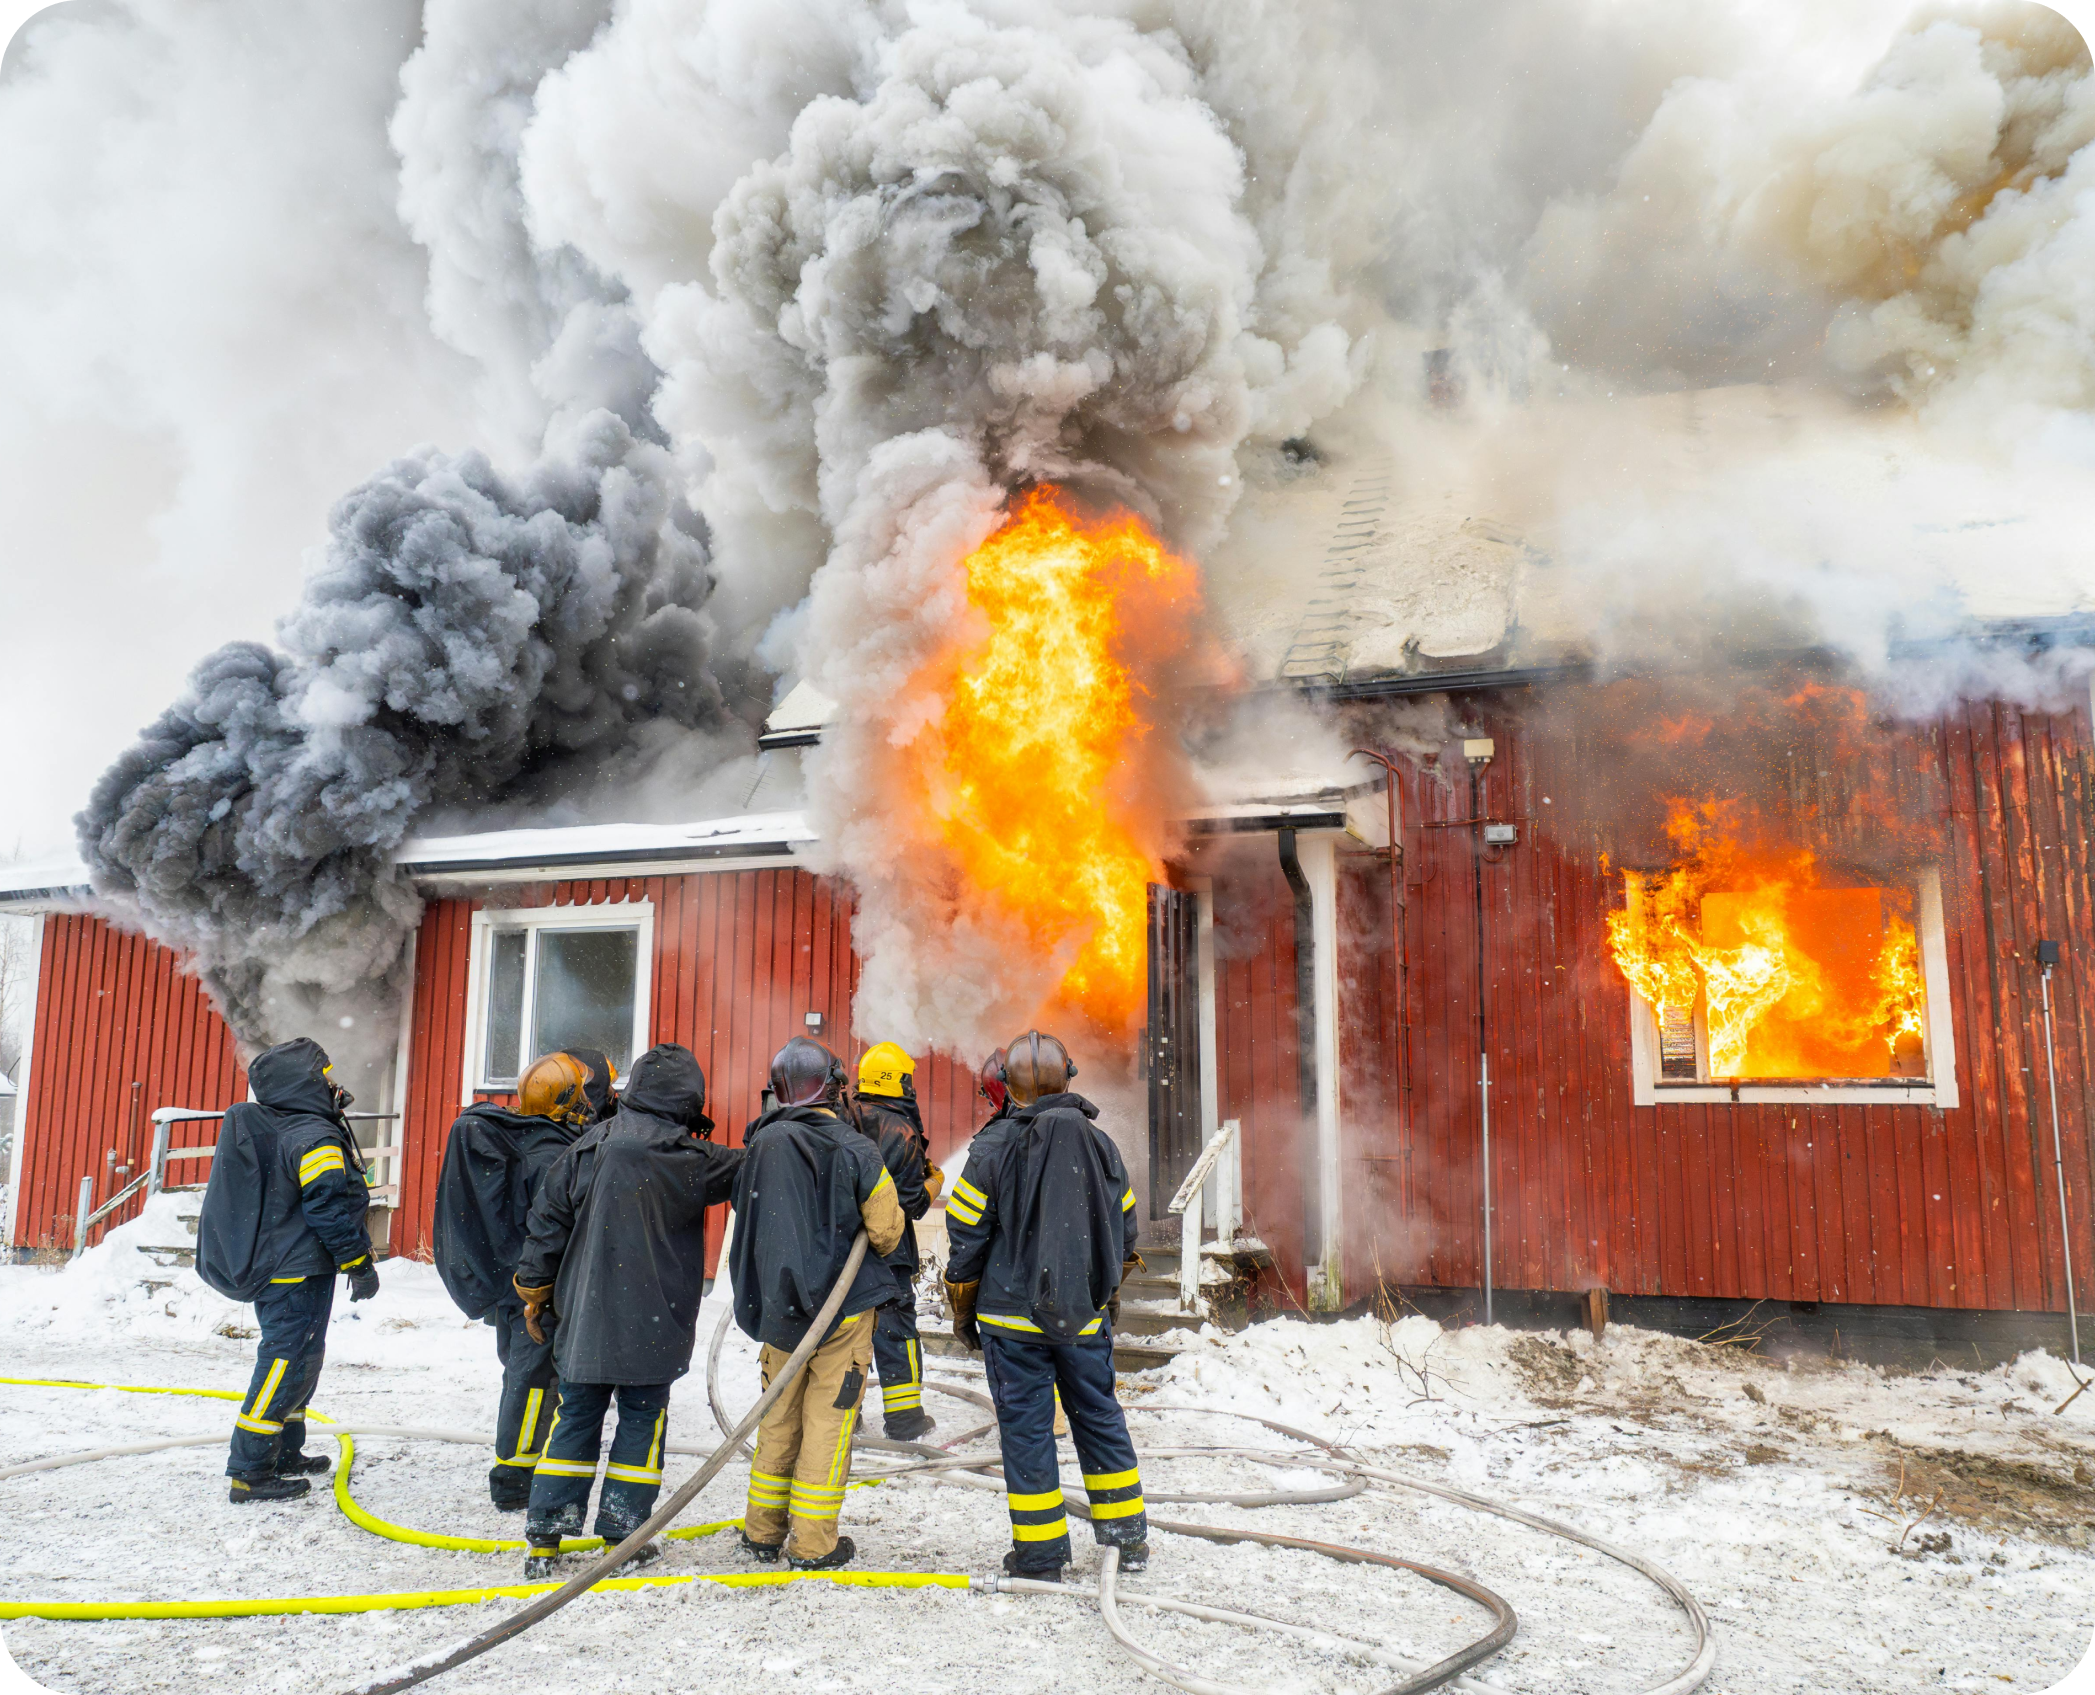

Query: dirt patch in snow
[1867,1440,2095,1548]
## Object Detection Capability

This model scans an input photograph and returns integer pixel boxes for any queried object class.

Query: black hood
[620,1043,712,1133]
[1022,1091,1099,1121]
[247,1038,340,1120]
[567,1048,617,1121]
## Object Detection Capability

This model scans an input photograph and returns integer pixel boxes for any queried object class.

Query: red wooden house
[5,672,2090,1364]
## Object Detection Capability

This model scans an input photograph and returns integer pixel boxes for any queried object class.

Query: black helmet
[770,1036,848,1108]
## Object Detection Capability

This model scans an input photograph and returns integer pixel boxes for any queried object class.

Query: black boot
[488,1462,533,1511]
[1002,1547,1067,1581]
[883,1408,936,1442]
[524,1500,583,1567]
[522,1544,565,1582]
[739,1529,784,1564]
[275,1451,332,1478]
[1112,1542,1150,1575]
[787,1535,855,1572]
[229,1475,311,1504]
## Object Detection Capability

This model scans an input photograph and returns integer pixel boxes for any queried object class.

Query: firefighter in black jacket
[431,1052,597,1508]
[730,1037,907,1570]
[194,1038,378,1504]
[944,1031,1147,1577]
[852,1041,943,1440]
[511,1044,742,1576]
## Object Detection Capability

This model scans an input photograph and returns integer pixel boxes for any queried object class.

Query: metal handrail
[1164,1118,1240,1314]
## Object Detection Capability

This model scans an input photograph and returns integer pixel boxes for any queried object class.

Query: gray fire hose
[353,1229,871,1695]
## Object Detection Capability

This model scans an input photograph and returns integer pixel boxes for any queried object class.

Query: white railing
[67,1106,404,1260]
[1164,1118,1242,1315]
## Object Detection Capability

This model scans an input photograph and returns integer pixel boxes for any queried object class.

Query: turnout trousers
[981,1325,1146,1573]
[489,1300,560,1507]
[524,1380,672,1548]
[744,1310,874,1561]
[227,1273,334,1484]
[872,1295,925,1434]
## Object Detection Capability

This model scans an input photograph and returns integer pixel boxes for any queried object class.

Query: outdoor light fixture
[804,1011,824,1033]
[1462,737,1495,765]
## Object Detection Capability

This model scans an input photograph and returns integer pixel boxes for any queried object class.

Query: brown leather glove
[1107,1255,1143,1326]
[944,1277,982,1352]
[923,1163,945,1205]
[514,1277,555,1345]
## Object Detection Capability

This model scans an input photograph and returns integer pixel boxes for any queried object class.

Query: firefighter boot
[883,1407,935,1443]
[738,1529,784,1564]
[594,1501,662,1567]
[787,1535,855,1572]
[229,1475,311,1505]
[1002,1547,1067,1581]
[275,1450,332,1478]
[523,1500,583,1577]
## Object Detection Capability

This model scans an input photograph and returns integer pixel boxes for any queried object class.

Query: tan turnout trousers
[744,1311,875,1559]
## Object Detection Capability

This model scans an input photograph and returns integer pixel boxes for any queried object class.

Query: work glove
[944,1277,982,1352]
[923,1163,945,1205]
[514,1277,556,1345]
[1106,1255,1142,1327]
[345,1260,380,1303]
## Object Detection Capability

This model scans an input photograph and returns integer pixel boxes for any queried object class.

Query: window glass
[531,928,640,1073]
[484,929,528,1082]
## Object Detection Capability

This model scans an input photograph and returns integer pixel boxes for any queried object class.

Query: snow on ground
[0,1198,2090,1694]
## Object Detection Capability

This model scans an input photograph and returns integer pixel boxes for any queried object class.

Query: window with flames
[1609,867,1930,1086]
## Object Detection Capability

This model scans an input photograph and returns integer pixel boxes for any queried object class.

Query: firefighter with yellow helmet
[852,1041,943,1440]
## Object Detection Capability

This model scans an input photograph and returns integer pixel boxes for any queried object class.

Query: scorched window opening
[467,902,653,1093]
[1619,867,1958,1108]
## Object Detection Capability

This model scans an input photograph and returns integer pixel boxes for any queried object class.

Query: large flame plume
[931,487,1200,1034]
[1608,799,1927,1081]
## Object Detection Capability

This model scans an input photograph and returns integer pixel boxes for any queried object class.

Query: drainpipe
[1279,828,1345,1311]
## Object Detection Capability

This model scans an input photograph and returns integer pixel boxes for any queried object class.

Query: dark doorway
[1146,882,1202,1216]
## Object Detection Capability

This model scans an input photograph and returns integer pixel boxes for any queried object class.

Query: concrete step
[917,1325,1180,1375]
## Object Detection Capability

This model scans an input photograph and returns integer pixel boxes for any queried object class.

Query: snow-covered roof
[758,680,839,749]
[0,852,92,911]
[396,811,816,881]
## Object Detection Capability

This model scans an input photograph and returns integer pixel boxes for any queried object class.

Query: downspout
[1277,830,1319,1296]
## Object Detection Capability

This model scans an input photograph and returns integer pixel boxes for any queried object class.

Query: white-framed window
[463,902,654,1097]
[1625,868,1958,1107]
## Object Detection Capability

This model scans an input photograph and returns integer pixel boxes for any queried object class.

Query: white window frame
[462,901,654,1105]
[1627,867,1958,1108]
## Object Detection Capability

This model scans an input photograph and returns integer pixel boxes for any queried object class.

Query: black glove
[346,1260,380,1302]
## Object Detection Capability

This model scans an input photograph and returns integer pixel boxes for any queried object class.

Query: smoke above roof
[7,0,2090,1051]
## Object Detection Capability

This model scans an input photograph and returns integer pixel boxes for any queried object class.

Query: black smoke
[77,410,730,1044]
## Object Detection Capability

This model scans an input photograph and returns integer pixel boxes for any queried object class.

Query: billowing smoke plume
[78,414,726,1044]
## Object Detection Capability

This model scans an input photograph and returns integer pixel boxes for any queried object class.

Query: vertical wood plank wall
[390,868,987,1259]
[1280,695,2095,1316]
[9,913,245,1251]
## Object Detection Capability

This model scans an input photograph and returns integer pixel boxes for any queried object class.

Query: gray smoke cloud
[76,413,727,1045]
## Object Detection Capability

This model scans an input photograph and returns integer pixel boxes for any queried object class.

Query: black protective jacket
[196,1038,372,1302]
[729,1105,904,1351]
[855,1095,931,1274]
[515,1046,743,1385]
[944,1093,1138,1343]
[432,1103,585,1322]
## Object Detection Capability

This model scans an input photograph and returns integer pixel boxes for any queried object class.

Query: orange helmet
[518,1052,594,1127]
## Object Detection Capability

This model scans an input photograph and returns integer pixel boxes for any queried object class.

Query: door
[1146,882,1202,1216]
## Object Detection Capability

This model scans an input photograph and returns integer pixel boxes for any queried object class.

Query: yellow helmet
[518,1052,594,1127]
[856,1041,916,1099]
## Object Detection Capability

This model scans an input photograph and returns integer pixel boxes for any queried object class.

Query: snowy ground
[0,1196,2090,1695]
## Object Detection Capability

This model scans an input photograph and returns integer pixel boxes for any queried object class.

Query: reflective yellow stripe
[604,1464,661,1484]
[1121,1188,1137,1212]
[517,1388,545,1457]
[1089,1496,1146,1519]
[250,1358,290,1420]
[338,1255,368,1272]
[1007,1488,1063,1510]
[1084,1467,1140,1491]
[531,1459,597,1477]
[977,1312,1102,1337]
[827,1403,857,1487]
[906,1340,920,1384]
[952,1178,987,1208]
[647,1409,665,1472]
[1012,1518,1070,1542]
[234,1414,283,1435]
[268,1276,305,1284]
[869,1169,894,1199]
[944,1196,983,1225]
[299,1148,345,1185]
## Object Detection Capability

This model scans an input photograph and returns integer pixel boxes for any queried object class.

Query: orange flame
[935,487,1199,1031]
[1607,800,1928,1081]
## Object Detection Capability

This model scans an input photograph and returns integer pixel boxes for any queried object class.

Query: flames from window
[1607,800,1927,1081]
[931,487,1201,1033]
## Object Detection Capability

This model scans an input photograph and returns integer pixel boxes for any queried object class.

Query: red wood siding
[1283,694,2095,1315]
[390,869,987,1260]
[10,914,245,1251]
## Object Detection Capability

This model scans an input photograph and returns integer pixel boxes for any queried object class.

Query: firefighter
[943,1031,1147,1578]
[194,1038,378,1505]
[511,1043,742,1577]
[852,1041,943,1441]
[729,1037,907,1571]
[431,1052,596,1509]
[976,1047,1012,1124]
